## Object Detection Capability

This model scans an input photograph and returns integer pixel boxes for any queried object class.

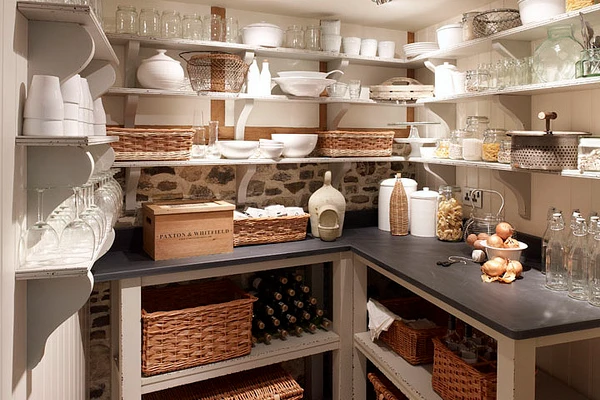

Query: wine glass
[80,183,104,249]
[18,188,60,268]
[60,186,96,264]
[94,173,118,233]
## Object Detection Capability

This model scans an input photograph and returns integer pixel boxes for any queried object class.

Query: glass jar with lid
[462,116,489,161]
[182,14,202,40]
[482,128,507,162]
[497,139,512,164]
[436,185,463,242]
[434,138,450,159]
[116,5,138,34]
[286,25,305,49]
[449,129,466,160]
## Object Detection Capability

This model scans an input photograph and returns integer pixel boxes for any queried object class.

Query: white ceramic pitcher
[424,61,460,97]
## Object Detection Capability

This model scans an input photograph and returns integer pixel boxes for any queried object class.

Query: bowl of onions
[479,221,526,260]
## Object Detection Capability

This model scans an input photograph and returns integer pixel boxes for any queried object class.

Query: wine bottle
[264,314,281,328]
[252,317,266,331]
[302,295,319,307]
[299,321,317,334]
[295,308,311,321]
[310,314,331,331]
[269,327,289,341]
[255,330,272,345]
[307,304,324,317]
[270,299,289,313]
[289,272,304,283]
[293,282,311,295]
[286,297,304,310]
[253,300,275,316]
[251,277,283,301]
[277,312,297,325]
[443,315,461,354]
[286,324,304,337]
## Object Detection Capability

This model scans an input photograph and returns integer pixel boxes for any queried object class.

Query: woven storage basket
[317,130,395,157]
[142,364,304,400]
[567,0,595,11]
[180,51,249,93]
[378,297,448,365]
[368,372,409,400]
[107,127,194,161]
[234,214,309,246]
[141,279,256,376]
[389,175,409,236]
[432,337,497,400]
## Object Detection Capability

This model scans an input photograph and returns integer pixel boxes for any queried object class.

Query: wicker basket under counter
[316,130,395,157]
[368,371,409,400]
[141,279,256,376]
[233,214,309,246]
[107,126,194,161]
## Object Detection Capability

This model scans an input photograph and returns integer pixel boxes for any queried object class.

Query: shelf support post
[326,59,349,81]
[493,95,532,130]
[493,170,531,220]
[492,40,531,60]
[424,103,456,132]
[327,103,351,131]
[328,162,352,190]
[235,99,255,140]
[124,167,141,212]
[422,163,456,187]
[242,50,255,65]
[236,164,257,207]
[124,94,139,128]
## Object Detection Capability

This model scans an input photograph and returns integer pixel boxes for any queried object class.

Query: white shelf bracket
[243,50,255,65]
[493,95,532,130]
[422,163,456,186]
[492,40,531,60]
[326,59,350,80]
[236,164,257,206]
[328,162,352,190]
[328,103,351,131]
[124,167,141,212]
[81,60,117,100]
[27,271,94,369]
[424,103,457,132]
[493,170,531,220]
[124,39,140,88]
[235,99,255,140]
[124,94,139,128]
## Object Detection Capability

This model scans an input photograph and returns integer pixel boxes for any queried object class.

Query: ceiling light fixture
[372,0,392,4]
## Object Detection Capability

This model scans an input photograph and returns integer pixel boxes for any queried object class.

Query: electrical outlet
[463,187,483,208]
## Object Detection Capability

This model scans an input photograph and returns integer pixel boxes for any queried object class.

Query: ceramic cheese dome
[136,49,185,90]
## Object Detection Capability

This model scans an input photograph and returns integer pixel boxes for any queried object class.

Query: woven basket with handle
[368,371,409,400]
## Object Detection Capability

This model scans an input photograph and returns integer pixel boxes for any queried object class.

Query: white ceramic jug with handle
[424,61,458,98]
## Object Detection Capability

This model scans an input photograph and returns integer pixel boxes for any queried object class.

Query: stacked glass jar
[462,116,489,161]
[436,185,463,242]
[482,128,507,162]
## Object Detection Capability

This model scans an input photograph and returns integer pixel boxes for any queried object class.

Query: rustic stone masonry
[90,161,415,399]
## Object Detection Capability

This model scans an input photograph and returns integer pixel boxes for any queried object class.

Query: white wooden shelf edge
[15,229,115,280]
[17,1,118,65]
[141,330,340,394]
[16,135,118,147]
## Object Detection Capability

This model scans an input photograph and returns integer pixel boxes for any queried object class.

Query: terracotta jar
[308,171,346,238]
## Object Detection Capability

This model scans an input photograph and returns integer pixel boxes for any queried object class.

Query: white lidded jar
[409,187,439,237]
[378,177,417,231]
[136,49,185,90]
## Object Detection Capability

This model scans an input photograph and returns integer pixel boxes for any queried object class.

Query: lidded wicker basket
[180,51,249,93]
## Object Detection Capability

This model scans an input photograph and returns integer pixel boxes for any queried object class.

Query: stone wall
[89,161,415,399]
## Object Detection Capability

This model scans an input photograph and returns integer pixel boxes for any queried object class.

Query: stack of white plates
[403,42,439,58]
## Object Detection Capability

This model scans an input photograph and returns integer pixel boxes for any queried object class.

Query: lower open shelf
[355,332,588,400]
[140,330,340,395]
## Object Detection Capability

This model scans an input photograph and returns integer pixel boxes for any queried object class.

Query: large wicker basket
[432,337,497,400]
[142,364,304,400]
[107,127,194,161]
[234,214,309,246]
[368,371,409,400]
[141,279,256,376]
[378,297,448,365]
[180,51,249,93]
[316,130,395,157]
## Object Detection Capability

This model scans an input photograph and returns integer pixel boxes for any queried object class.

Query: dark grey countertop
[92,227,600,340]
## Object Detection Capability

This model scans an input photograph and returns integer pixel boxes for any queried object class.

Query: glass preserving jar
[116,5,138,34]
[161,10,182,38]
[286,25,305,49]
[182,14,202,40]
[436,185,463,242]
[434,138,450,159]
[305,25,321,51]
[482,128,507,162]
[462,116,489,161]
[139,8,160,37]
[497,139,512,164]
[533,24,583,82]
[449,129,466,160]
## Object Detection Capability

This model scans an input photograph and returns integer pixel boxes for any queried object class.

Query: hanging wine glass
[94,173,119,232]
[80,183,104,249]
[18,188,60,268]
[60,186,96,264]
[46,211,69,237]
[84,181,108,241]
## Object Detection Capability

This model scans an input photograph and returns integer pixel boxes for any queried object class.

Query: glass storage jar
[482,128,507,162]
[449,129,466,160]
[139,8,160,37]
[578,138,600,171]
[437,185,463,242]
[182,14,202,40]
[116,5,138,34]
[286,25,305,49]
[161,10,182,38]
[462,116,489,161]
[497,138,512,164]
[434,138,450,159]
[533,24,583,83]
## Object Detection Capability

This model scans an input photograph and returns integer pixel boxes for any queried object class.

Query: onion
[504,237,520,248]
[481,257,507,277]
[477,232,490,241]
[466,233,478,246]
[506,260,523,277]
[495,222,515,240]
[474,239,486,250]
[487,234,505,249]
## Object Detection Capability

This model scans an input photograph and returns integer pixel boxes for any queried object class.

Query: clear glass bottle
[482,128,506,162]
[459,324,478,364]
[443,315,461,354]
[589,226,600,306]
[546,212,567,291]
[448,129,465,160]
[436,185,463,242]
[462,116,489,161]
[541,206,557,274]
[533,24,584,83]
[139,8,160,37]
[564,210,583,269]
[588,215,599,249]
[205,120,221,159]
[115,5,138,34]
[568,217,589,301]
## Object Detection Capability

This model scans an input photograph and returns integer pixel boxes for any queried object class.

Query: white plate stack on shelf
[402,42,439,58]
[23,74,64,136]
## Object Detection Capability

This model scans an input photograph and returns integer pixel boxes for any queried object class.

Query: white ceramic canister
[409,187,439,237]
[378,177,417,231]
[136,49,185,90]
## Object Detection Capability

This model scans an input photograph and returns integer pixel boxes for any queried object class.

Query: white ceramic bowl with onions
[218,141,259,159]
[481,240,527,261]
[271,134,318,157]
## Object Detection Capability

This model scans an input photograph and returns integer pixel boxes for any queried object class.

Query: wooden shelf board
[16,135,118,147]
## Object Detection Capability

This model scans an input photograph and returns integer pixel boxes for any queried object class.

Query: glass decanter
[533,24,583,83]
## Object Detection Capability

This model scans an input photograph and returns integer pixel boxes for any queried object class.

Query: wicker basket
[378,297,448,365]
[432,337,497,400]
[473,9,521,38]
[107,127,194,161]
[180,51,249,93]
[234,214,309,246]
[368,372,409,400]
[317,130,395,157]
[142,364,304,400]
[141,279,256,376]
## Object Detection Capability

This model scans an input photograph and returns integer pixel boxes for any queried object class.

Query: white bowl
[63,102,79,120]
[518,0,565,24]
[437,23,463,49]
[343,37,361,55]
[60,74,81,104]
[326,82,348,98]
[23,118,63,136]
[271,133,318,157]
[481,239,528,261]
[260,144,284,159]
[360,39,377,57]
[272,77,336,97]
[320,19,341,35]
[419,145,437,159]
[137,49,185,91]
[24,75,64,120]
[63,119,80,136]
[242,22,283,47]
[277,70,342,79]
[322,34,342,52]
[218,140,259,159]
[378,41,396,58]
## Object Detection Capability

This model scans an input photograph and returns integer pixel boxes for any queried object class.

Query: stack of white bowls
[93,98,107,136]
[61,74,82,136]
[23,75,64,136]
[259,139,284,159]
[78,77,95,136]
[320,19,342,53]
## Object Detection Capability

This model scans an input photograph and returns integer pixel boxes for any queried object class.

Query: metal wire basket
[180,51,249,93]
[473,9,521,38]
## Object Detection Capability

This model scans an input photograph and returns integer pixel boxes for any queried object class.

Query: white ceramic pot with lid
[409,187,439,237]
[137,49,185,90]
[378,177,417,232]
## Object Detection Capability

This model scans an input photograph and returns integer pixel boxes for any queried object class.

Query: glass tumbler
[161,10,182,38]
[205,120,221,159]
[305,25,321,51]
[348,79,361,99]
[115,5,138,34]
[225,17,239,43]
[286,25,305,49]
[139,8,160,37]
[204,14,224,41]
[182,13,202,40]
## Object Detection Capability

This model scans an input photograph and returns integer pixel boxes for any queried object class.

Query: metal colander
[508,131,588,170]
[473,9,521,38]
